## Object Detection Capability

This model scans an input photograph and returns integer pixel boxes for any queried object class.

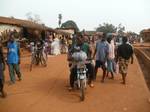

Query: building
[56,28,75,38]
[141,29,150,42]
[0,16,55,42]
[83,31,103,42]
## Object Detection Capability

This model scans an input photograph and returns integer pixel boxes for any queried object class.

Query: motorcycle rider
[68,33,94,90]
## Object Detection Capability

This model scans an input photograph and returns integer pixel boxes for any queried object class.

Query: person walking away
[106,37,115,79]
[0,42,7,98]
[93,35,101,80]
[93,33,109,82]
[116,36,133,84]
[7,32,22,84]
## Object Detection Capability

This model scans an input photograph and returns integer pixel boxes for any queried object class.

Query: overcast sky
[0,0,150,33]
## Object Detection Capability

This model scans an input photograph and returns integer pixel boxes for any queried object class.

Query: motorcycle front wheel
[80,79,85,101]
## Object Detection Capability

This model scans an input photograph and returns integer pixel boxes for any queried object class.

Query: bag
[72,51,87,61]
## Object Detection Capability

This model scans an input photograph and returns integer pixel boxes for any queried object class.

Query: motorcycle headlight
[83,70,86,73]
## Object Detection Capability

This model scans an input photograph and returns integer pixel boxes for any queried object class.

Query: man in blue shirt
[7,32,22,84]
[93,33,109,82]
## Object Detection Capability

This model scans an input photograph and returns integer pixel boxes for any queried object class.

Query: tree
[127,31,138,38]
[61,20,79,32]
[58,14,62,28]
[34,14,41,24]
[26,12,33,21]
[10,16,15,19]
[117,23,125,35]
[25,12,42,24]
[96,23,117,34]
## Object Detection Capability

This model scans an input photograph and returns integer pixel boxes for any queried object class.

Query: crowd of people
[67,33,134,90]
[31,33,72,56]
[0,30,134,98]
[46,35,71,55]
[0,29,71,98]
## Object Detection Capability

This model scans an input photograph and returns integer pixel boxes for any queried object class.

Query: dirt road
[0,54,150,112]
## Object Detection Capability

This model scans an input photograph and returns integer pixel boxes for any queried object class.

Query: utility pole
[58,14,62,28]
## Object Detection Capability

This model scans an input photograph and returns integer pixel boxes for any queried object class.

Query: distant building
[141,29,150,42]
[0,16,55,41]
[83,31,103,42]
[56,28,75,38]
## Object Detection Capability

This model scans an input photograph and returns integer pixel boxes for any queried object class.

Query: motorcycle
[75,61,87,101]
[71,49,88,101]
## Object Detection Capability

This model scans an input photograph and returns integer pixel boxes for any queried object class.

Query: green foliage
[96,23,117,34]
[127,31,138,37]
[117,23,125,35]
[61,20,79,32]
[25,12,41,24]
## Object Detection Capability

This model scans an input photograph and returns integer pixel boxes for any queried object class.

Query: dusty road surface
[0,54,150,112]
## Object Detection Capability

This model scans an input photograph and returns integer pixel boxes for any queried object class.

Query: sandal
[89,83,94,88]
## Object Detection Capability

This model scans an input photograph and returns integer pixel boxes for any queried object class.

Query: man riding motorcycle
[68,34,94,90]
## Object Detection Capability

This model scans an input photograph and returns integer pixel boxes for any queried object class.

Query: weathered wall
[142,32,150,42]
[0,24,21,33]
[58,29,74,35]
[135,48,150,89]
[0,24,21,41]
[135,48,150,71]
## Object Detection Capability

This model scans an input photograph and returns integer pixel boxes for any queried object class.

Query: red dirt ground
[0,54,150,112]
